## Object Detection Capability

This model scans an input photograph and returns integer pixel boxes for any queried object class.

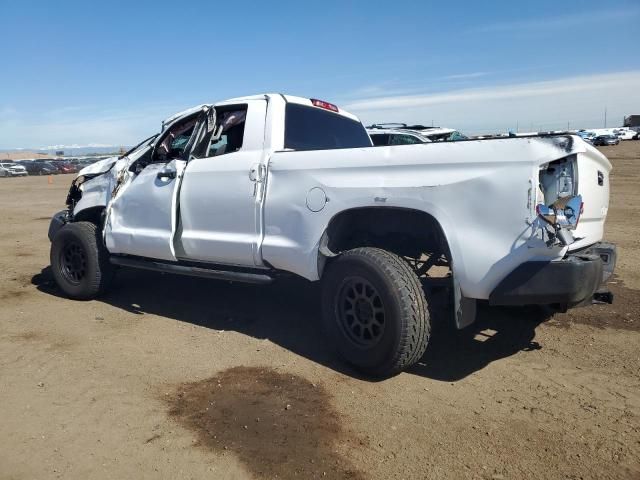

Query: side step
[110,256,274,285]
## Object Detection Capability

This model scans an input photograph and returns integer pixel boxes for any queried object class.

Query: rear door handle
[249,163,266,181]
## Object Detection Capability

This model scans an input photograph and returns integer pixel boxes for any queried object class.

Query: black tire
[322,247,430,377]
[50,221,114,299]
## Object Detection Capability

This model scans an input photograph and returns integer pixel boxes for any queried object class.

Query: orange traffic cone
[47,175,53,185]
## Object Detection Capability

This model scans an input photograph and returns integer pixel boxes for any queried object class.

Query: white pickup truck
[48,94,616,376]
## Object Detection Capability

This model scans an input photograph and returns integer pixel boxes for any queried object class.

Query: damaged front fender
[47,210,70,241]
[71,157,130,220]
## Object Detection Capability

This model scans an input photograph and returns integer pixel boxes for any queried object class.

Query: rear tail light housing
[536,195,583,230]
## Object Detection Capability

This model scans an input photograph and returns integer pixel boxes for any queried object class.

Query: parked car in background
[56,162,77,174]
[46,160,77,174]
[577,131,596,143]
[368,123,467,142]
[614,128,637,140]
[0,162,28,177]
[69,159,88,168]
[367,127,431,146]
[20,161,58,175]
[72,158,98,168]
[592,135,620,146]
[416,127,467,142]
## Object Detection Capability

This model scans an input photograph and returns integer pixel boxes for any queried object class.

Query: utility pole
[604,107,607,128]
[516,120,519,133]
[567,121,570,131]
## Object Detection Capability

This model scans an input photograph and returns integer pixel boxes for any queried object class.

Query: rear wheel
[50,222,114,299]
[322,247,430,377]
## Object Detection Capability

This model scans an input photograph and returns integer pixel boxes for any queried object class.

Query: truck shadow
[410,303,547,381]
[32,266,551,382]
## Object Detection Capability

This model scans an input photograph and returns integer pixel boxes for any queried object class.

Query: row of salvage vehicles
[47,94,616,377]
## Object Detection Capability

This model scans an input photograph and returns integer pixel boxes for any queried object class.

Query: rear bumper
[489,242,616,307]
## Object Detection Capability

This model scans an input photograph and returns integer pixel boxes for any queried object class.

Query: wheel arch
[73,205,106,226]
[317,206,453,276]
[316,206,476,330]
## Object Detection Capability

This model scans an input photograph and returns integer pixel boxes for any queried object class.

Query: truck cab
[87,95,371,266]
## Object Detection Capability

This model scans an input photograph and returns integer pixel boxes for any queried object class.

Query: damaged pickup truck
[48,94,616,376]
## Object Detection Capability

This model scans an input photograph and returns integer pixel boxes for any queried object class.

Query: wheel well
[320,207,455,327]
[323,207,450,260]
[73,206,105,226]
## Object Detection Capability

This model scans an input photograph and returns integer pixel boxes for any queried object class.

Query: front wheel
[322,247,430,377]
[50,222,114,299]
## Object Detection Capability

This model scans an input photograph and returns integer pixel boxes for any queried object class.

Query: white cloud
[0,103,184,149]
[0,106,17,118]
[441,72,488,80]
[343,71,640,133]
[346,72,493,100]
[475,8,639,33]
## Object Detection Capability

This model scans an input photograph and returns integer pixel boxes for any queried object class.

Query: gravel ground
[1,142,639,479]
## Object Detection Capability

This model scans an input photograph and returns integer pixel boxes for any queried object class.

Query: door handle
[249,163,266,182]
[157,168,176,180]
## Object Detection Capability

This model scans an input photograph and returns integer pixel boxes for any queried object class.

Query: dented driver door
[104,108,212,262]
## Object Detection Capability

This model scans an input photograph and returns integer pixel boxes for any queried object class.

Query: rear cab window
[284,103,372,151]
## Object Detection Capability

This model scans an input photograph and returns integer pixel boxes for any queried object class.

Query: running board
[110,256,274,284]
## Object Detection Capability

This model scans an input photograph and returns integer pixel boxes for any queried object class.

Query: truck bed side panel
[262,137,591,299]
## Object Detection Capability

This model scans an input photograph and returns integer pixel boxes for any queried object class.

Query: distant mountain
[38,145,130,156]
[0,145,133,157]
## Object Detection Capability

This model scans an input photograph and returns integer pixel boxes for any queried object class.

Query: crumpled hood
[77,156,119,177]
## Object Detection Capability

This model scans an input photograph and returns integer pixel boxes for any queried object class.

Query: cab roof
[162,94,361,127]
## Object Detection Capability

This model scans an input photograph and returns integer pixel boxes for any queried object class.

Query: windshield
[120,133,159,159]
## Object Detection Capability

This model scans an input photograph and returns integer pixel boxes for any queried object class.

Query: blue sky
[1,0,639,148]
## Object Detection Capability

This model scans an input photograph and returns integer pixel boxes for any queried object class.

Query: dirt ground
[1,142,639,480]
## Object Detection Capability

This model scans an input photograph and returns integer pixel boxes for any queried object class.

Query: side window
[390,134,422,145]
[370,134,390,146]
[207,107,247,157]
